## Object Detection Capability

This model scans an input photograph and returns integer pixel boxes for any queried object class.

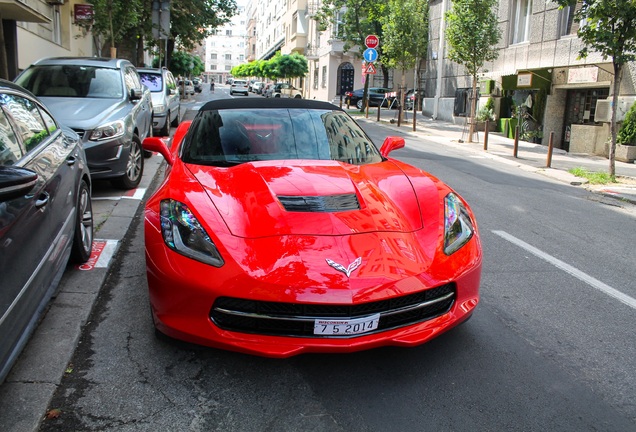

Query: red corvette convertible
[142,98,482,357]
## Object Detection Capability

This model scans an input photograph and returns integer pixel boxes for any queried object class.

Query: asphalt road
[32,87,636,431]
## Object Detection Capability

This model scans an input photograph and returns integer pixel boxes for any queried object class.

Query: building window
[225,54,232,60]
[225,65,232,71]
[322,66,327,88]
[210,53,217,60]
[292,12,298,36]
[313,68,319,89]
[210,65,217,70]
[334,11,345,39]
[511,0,532,44]
[226,29,232,36]
[239,55,244,61]
[558,4,577,37]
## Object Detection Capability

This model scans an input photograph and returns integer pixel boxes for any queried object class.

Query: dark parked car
[15,57,153,189]
[138,67,181,136]
[0,79,93,384]
[345,87,393,109]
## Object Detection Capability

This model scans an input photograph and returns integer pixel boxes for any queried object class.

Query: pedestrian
[210,80,215,92]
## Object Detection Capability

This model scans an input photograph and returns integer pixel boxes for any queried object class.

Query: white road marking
[95,239,119,268]
[492,230,636,310]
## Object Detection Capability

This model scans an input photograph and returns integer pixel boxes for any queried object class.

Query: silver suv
[15,57,153,189]
[138,67,180,136]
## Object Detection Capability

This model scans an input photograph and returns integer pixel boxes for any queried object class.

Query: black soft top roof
[200,98,342,112]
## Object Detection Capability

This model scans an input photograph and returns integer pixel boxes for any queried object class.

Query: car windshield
[139,73,163,92]
[16,65,124,99]
[182,108,383,166]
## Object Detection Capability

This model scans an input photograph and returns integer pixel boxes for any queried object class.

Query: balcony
[306,1,319,17]
[305,46,319,60]
[328,39,346,55]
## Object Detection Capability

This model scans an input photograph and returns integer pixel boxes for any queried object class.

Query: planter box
[475,121,497,132]
[615,144,636,163]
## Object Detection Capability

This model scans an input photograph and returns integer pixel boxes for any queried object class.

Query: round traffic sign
[365,34,379,49]
[363,48,378,62]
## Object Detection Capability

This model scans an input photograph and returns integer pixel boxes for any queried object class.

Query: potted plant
[475,97,497,131]
[616,102,636,162]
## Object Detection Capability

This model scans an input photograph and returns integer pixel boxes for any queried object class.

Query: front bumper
[79,133,131,180]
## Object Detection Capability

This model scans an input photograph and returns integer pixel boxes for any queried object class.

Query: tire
[113,134,144,189]
[70,179,93,263]
[158,113,170,137]
[356,99,363,110]
[294,94,302,99]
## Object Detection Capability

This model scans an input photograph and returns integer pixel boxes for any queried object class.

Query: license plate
[314,314,380,336]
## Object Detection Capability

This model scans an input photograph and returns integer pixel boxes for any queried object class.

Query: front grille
[71,129,86,139]
[278,194,360,212]
[210,283,455,338]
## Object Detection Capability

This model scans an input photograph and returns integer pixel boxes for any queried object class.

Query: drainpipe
[433,0,448,120]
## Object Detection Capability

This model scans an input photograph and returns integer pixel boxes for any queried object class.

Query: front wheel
[356,99,364,110]
[70,179,93,263]
[158,113,170,137]
[113,134,144,189]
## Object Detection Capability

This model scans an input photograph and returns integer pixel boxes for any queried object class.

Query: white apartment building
[204,2,248,84]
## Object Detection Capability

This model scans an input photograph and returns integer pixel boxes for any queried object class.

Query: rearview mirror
[379,136,405,158]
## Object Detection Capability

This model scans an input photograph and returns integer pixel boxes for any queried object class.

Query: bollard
[377,102,381,121]
[546,131,555,167]
[412,103,417,132]
[365,98,369,118]
[347,98,350,109]
[484,120,489,150]
[339,95,343,109]
[513,125,519,158]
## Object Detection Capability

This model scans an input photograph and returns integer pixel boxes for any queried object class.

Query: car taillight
[345,91,353,97]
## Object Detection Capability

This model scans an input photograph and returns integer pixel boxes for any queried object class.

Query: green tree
[90,0,143,56]
[445,0,501,142]
[168,51,204,77]
[273,52,309,80]
[382,0,428,114]
[556,0,636,178]
[315,0,389,110]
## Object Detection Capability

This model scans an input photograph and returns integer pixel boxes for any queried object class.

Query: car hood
[39,97,128,130]
[186,160,434,238]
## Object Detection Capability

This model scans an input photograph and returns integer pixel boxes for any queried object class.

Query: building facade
[424,0,636,152]
[1,0,93,80]
[204,3,248,84]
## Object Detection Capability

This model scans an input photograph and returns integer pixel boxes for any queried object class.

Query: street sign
[365,34,379,49]
[363,48,378,62]
[365,63,377,75]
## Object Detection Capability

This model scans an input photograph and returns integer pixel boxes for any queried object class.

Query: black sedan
[0,79,93,383]
[344,87,393,109]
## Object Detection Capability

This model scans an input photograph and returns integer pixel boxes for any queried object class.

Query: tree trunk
[468,76,478,143]
[609,62,623,178]
[0,17,8,80]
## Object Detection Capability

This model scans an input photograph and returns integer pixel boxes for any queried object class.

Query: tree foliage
[164,51,205,77]
[231,53,309,81]
[556,0,636,177]
[90,0,142,49]
[445,0,501,141]
[382,0,428,72]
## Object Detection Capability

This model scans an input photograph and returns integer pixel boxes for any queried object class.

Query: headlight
[89,120,125,141]
[444,193,474,255]
[160,199,224,267]
[154,104,167,114]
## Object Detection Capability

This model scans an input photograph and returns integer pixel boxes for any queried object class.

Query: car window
[139,73,163,92]
[0,109,21,166]
[166,72,177,92]
[124,67,141,93]
[16,65,124,99]
[0,94,50,153]
[182,108,382,166]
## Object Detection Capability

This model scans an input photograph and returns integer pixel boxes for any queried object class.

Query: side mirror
[142,137,173,165]
[0,166,38,202]
[129,88,143,101]
[379,136,405,158]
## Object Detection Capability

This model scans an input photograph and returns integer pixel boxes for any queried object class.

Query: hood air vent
[278,194,360,212]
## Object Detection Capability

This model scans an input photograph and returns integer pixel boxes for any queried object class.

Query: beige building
[1,0,93,79]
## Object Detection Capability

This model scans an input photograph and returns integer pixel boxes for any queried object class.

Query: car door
[0,92,76,380]
[165,71,180,121]
[124,66,152,140]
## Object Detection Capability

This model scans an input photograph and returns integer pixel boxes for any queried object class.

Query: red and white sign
[365,34,379,49]
[365,63,377,75]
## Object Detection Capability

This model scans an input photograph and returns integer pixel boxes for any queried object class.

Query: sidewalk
[349,107,636,205]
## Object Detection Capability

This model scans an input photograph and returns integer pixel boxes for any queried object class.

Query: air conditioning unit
[595,96,636,123]
[46,0,65,5]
